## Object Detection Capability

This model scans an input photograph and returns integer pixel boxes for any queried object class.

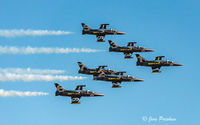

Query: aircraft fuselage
[78,69,118,75]
[56,90,103,97]
[78,69,98,75]
[82,29,125,35]
[137,61,183,67]
[93,75,143,82]
[109,46,153,53]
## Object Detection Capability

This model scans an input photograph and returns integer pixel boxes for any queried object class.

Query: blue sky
[0,0,199,125]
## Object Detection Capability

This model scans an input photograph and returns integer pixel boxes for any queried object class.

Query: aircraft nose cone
[94,93,104,96]
[133,78,144,82]
[117,32,126,35]
[173,63,183,66]
[145,49,154,52]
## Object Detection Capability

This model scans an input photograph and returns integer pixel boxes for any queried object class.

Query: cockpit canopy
[87,90,93,93]
[110,29,117,32]
[136,46,143,49]
[166,60,173,63]
[122,75,133,79]
[127,75,133,78]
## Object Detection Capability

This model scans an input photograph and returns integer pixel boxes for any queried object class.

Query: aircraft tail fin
[81,23,91,30]
[78,62,88,71]
[108,40,119,48]
[55,83,66,92]
[135,54,147,62]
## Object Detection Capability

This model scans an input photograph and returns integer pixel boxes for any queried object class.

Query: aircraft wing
[96,35,105,42]
[127,42,137,47]
[112,81,121,88]
[116,72,126,75]
[100,24,109,29]
[98,70,107,77]
[97,65,108,71]
[75,85,86,90]
[124,52,133,59]
[71,97,81,104]
[155,56,165,61]
[152,66,161,73]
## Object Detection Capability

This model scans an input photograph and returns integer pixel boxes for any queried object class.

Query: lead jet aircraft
[93,71,144,88]
[78,62,126,75]
[135,54,183,73]
[55,83,104,104]
[81,23,126,42]
[108,40,154,59]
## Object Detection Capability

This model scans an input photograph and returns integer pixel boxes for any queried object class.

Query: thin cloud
[0,68,65,75]
[0,89,48,97]
[0,46,101,54]
[0,29,72,37]
[0,73,86,82]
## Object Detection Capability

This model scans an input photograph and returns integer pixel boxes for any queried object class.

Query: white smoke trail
[0,29,72,37]
[0,73,86,82]
[0,89,48,97]
[0,68,65,75]
[0,46,101,54]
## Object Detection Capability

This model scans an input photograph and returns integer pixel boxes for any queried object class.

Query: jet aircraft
[78,62,125,75]
[55,83,104,104]
[135,54,183,73]
[93,71,144,88]
[81,23,126,42]
[108,40,154,59]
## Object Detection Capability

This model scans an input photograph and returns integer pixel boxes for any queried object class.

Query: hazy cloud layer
[0,29,72,37]
[0,73,86,82]
[0,89,48,97]
[0,46,101,54]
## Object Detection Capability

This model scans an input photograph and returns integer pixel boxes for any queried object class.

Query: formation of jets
[55,23,183,104]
